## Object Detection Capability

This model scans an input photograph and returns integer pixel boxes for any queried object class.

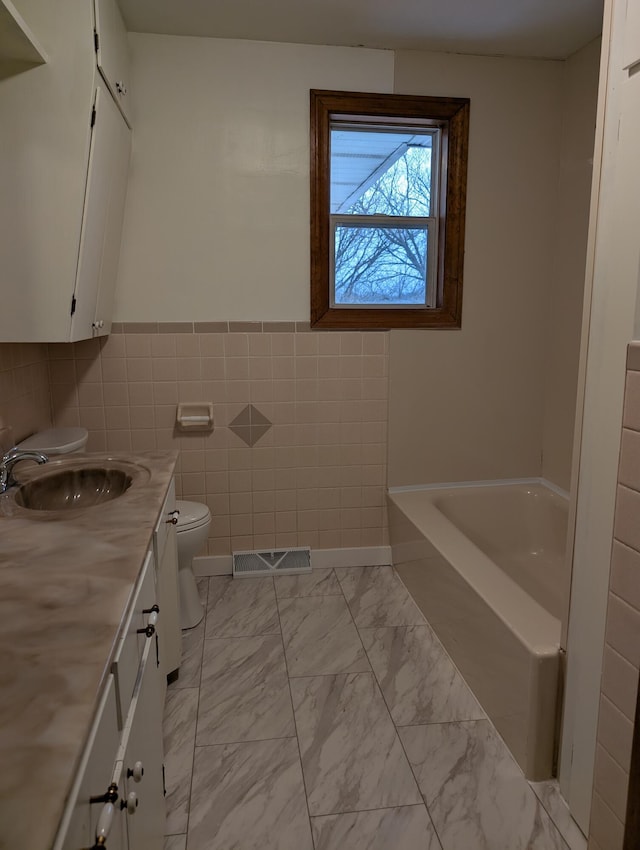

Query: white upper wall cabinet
[0,0,132,342]
[94,0,132,124]
[0,0,47,76]
[71,84,131,341]
[623,0,640,69]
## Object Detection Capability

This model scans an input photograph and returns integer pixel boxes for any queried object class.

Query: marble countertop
[0,450,178,850]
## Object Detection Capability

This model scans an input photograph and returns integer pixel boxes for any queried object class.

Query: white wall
[114,35,393,321]
[560,0,640,830]
[387,51,564,486]
[542,39,600,492]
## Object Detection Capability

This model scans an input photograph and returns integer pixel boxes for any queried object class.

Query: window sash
[329,215,438,309]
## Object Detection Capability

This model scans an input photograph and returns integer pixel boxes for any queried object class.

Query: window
[310,90,470,329]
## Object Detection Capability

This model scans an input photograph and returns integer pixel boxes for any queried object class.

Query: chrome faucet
[0,450,49,494]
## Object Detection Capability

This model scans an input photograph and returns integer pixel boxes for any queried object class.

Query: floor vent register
[232,547,311,578]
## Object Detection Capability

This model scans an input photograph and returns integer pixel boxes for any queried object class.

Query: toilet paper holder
[176,403,214,432]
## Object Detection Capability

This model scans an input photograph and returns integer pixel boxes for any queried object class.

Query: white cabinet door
[70,83,131,342]
[94,0,132,123]
[120,636,166,850]
[111,551,157,728]
[154,479,181,685]
[623,0,640,69]
[54,676,124,850]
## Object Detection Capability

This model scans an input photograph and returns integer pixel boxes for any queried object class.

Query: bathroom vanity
[0,450,179,850]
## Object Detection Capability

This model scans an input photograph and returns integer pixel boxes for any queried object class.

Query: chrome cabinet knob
[166,510,180,525]
[115,80,127,96]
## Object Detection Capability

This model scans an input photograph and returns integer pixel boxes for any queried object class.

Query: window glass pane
[334,223,428,306]
[330,127,434,217]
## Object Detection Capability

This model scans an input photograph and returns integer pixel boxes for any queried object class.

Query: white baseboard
[311,546,392,569]
[193,545,392,577]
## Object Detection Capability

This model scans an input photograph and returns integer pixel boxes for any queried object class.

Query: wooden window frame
[310,89,470,329]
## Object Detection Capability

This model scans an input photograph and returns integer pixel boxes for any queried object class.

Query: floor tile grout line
[274,590,318,849]
[352,624,443,845]
[310,801,429,820]
[182,576,210,846]
[193,734,299,748]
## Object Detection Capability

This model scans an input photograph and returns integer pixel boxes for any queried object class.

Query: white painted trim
[388,477,569,500]
[193,545,392,576]
[311,546,392,569]
[193,555,232,576]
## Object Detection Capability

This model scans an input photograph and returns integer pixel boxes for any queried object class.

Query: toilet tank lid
[176,499,211,529]
[16,427,88,455]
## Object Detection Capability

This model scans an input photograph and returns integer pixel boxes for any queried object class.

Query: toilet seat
[176,499,211,532]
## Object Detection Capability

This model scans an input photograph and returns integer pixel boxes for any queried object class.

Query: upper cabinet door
[70,84,131,342]
[94,0,132,124]
[623,0,640,70]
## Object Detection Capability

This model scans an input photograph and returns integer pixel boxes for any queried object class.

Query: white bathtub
[388,480,568,780]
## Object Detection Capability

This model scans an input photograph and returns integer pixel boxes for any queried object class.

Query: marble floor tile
[360,625,484,725]
[311,805,443,850]
[336,566,425,628]
[279,596,370,677]
[290,672,421,816]
[399,720,568,850]
[530,781,587,850]
[205,576,280,637]
[274,568,342,598]
[164,836,186,850]
[188,738,314,850]
[163,688,198,835]
[196,576,209,603]
[196,634,295,745]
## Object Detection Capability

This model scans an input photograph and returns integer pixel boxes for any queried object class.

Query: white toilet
[175,499,211,629]
[16,426,88,456]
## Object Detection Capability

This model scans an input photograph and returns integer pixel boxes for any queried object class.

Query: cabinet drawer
[154,477,177,565]
[111,551,157,727]
[116,633,166,850]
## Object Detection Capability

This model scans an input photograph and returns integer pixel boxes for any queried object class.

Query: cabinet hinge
[90,105,96,128]
[94,29,99,53]
[70,295,76,316]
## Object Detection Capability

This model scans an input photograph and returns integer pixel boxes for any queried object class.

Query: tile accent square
[336,566,425,628]
[196,635,295,745]
[229,403,273,447]
[311,805,442,850]
[360,625,484,725]
[290,672,421,816]
[188,739,313,850]
[274,568,342,598]
[279,596,370,677]
[399,720,566,849]
[206,577,280,637]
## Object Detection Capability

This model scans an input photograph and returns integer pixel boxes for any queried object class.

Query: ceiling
[118,0,604,61]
